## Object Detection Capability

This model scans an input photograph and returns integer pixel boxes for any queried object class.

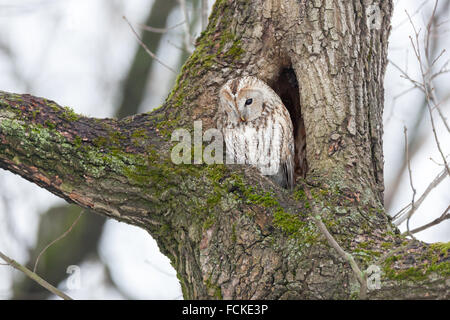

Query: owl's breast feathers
[222,115,293,179]
[218,76,295,189]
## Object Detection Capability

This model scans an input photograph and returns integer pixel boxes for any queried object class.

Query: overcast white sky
[0,0,448,300]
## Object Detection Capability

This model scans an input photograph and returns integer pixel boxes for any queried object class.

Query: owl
[217,76,295,189]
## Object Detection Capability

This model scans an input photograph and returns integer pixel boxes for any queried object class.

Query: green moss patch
[382,242,450,281]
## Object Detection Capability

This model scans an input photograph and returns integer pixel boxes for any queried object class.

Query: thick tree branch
[0,91,166,229]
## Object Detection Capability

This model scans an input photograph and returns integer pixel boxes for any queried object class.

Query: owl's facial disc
[238,89,263,122]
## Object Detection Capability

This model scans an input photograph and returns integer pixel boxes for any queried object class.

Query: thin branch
[139,21,185,34]
[435,101,450,133]
[388,59,450,166]
[33,210,84,273]
[390,5,450,222]
[393,167,448,225]
[406,205,450,235]
[392,86,418,100]
[404,126,417,203]
[385,1,450,209]
[424,0,439,65]
[123,16,176,74]
[392,0,428,30]
[389,59,424,91]
[403,126,417,239]
[430,48,446,67]
[430,61,450,82]
[0,250,73,300]
[201,0,209,31]
[429,155,449,166]
[398,3,450,137]
[304,187,367,299]
[405,3,450,177]
[178,0,194,53]
[167,39,190,53]
[423,73,450,178]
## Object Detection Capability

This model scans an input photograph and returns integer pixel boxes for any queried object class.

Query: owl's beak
[240,116,246,122]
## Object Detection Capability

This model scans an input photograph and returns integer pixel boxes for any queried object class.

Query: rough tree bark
[0,0,448,299]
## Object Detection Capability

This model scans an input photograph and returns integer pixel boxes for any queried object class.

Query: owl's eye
[245,98,253,106]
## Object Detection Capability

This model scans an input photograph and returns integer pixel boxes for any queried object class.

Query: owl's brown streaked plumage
[217,76,295,189]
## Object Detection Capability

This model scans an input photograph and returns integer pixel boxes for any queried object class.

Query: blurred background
[0,0,448,299]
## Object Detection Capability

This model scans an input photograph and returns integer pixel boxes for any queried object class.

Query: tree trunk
[0,0,448,299]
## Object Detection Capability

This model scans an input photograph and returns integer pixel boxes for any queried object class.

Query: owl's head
[219,76,277,124]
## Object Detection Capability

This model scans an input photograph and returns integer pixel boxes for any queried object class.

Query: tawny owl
[217,76,295,189]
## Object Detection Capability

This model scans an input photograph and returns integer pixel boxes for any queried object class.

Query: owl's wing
[269,157,294,189]
[270,127,295,190]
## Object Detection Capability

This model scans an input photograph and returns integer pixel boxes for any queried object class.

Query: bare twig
[167,39,191,53]
[138,21,185,34]
[430,62,450,82]
[388,59,424,91]
[435,102,450,133]
[424,0,439,65]
[392,86,418,100]
[405,3,450,177]
[33,210,84,273]
[178,0,194,53]
[392,0,428,30]
[403,126,417,238]
[0,250,73,300]
[430,48,446,67]
[404,126,417,203]
[201,0,209,31]
[123,16,176,73]
[386,0,450,225]
[304,187,367,299]
[393,167,448,225]
[390,4,450,226]
[406,205,449,235]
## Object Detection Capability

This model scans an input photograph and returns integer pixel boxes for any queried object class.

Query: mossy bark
[0,0,448,299]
